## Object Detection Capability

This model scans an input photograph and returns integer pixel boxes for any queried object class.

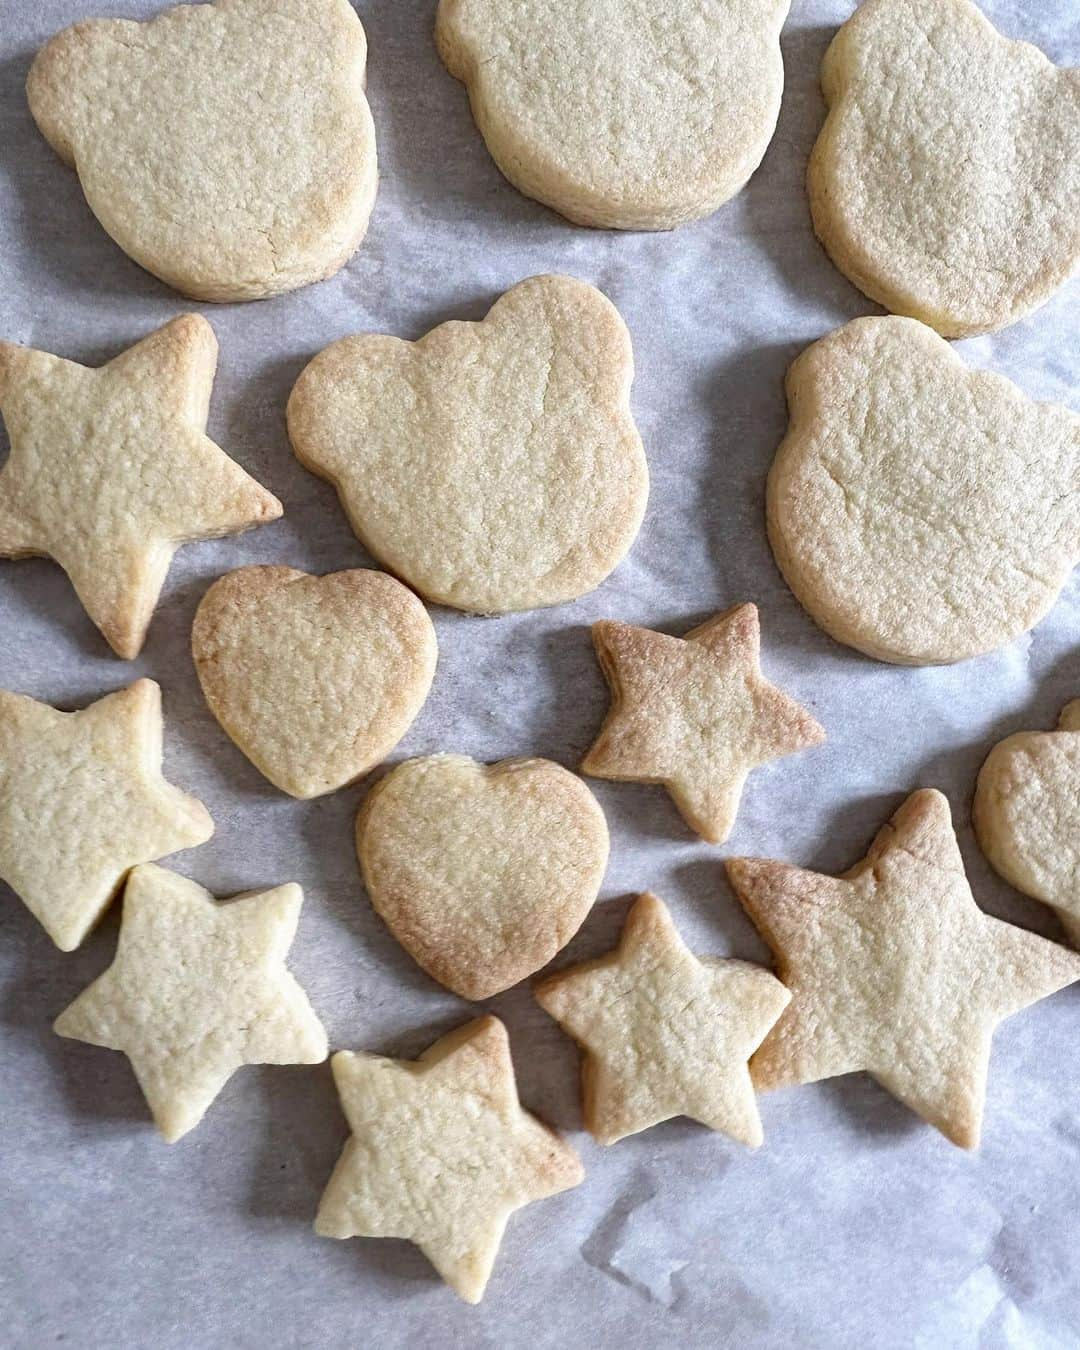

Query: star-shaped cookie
[535,893,790,1145]
[0,679,213,951]
[726,790,1080,1148]
[582,604,825,842]
[315,1016,583,1303]
[55,864,327,1142]
[0,314,282,657]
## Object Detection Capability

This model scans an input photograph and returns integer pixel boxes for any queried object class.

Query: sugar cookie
[0,315,281,658]
[315,1016,583,1303]
[582,605,824,842]
[28,0,377,301]
[192,566,437,799]
[726,790,1080,1148]
[767,317,1079,666]
[0,680,212,951]
[287,274,648,614]
[436,0,789,229]
[809,0,1080,337]
[357,754,609,1000]
[536,893,790,1145]
[974,702,1080,944]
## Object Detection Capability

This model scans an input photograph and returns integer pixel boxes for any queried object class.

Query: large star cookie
[582,605,824,842]
[0,315,281,658]
[192,566,438,798]
[0,680,212,951]
[726,790,1080,1148]
[974,701,1080,944]
[28,0,377,301]
[810,0,1080,337]
[287,274,648,614]
[55,864,327,1142]
[315,1016,583,1303]
[536,893,790,1145]
[768,317,1079,665]
[437,0,789,229]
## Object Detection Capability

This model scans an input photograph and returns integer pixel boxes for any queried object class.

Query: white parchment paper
[2,2,1078,1346]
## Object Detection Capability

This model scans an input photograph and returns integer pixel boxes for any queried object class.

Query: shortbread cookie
[287,274,648,613]
[357,754,609,1000]
[809,0,1080,338]
[582,605,824,842]
[0,315,281,658]
[726,790,1080,1148]
[436,0,789,230]
[974,702,1080,945]
[55,864,326,1141]
[536,893,790,1145]
[768,317,1080,666]
[28,0,377,301]
[192,567,437,799]
[316,1016,582,1303]
[0,681,212,951]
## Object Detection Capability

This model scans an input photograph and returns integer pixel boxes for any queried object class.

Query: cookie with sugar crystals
[582,604,824,842]
[193,566,437,799]
[726,790,1080,1148]
[0,680,212,952]
[0,315,281,658]
[28,0,377,301]
[767,317,1079,666]
[55,864,327,1141]
[287,274,648,614]
[536,893,791,1145]
[315,1016,583,1304]
[809,0,1080,337]
[437,0,789,229]
[357,754,609,1000]
[974,701,1080,944]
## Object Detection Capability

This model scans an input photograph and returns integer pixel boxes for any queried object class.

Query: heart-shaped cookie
[357,755,609,1000]
[192,567,437,799]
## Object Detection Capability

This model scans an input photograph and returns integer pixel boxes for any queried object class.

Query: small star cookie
[582,604,825,842]
[315,1016,583,1303]
[0,680,213,951]
[726,790,1080,1148]
[0,315,282,658]
[55,864,327,1142]
[974,701,1080,944]
[535,893,790,1145]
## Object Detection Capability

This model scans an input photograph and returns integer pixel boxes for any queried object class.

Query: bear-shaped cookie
[767,317,1079,665]
[28,0,377,301]
[810,0,1080,337]
[436,0,790,230]
[287,275,648,613]
[974,702,1080,944]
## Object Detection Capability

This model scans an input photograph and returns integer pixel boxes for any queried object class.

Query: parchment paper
[2,2,1078,1346]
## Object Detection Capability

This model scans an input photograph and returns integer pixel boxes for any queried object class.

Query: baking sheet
[2,1,1079,1346]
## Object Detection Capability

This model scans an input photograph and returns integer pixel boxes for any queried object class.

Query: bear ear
[26,20,114,168]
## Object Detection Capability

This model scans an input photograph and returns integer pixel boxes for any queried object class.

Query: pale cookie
[767,317,1080,666]
[535,893,791,1145]
[0,315,281,658]
[582,604,825,843]
[315,1016,583,1303]
[287,274,648,614]
[974,701,1080,945]
[28,0,377,302]
[726,789,1080,1148]
[357,754,609,1000]
[436,0,789,230]
[192,566,437,799]
[0,680,212,952]
[55,864,326,1141]
[809,0,1080,338]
